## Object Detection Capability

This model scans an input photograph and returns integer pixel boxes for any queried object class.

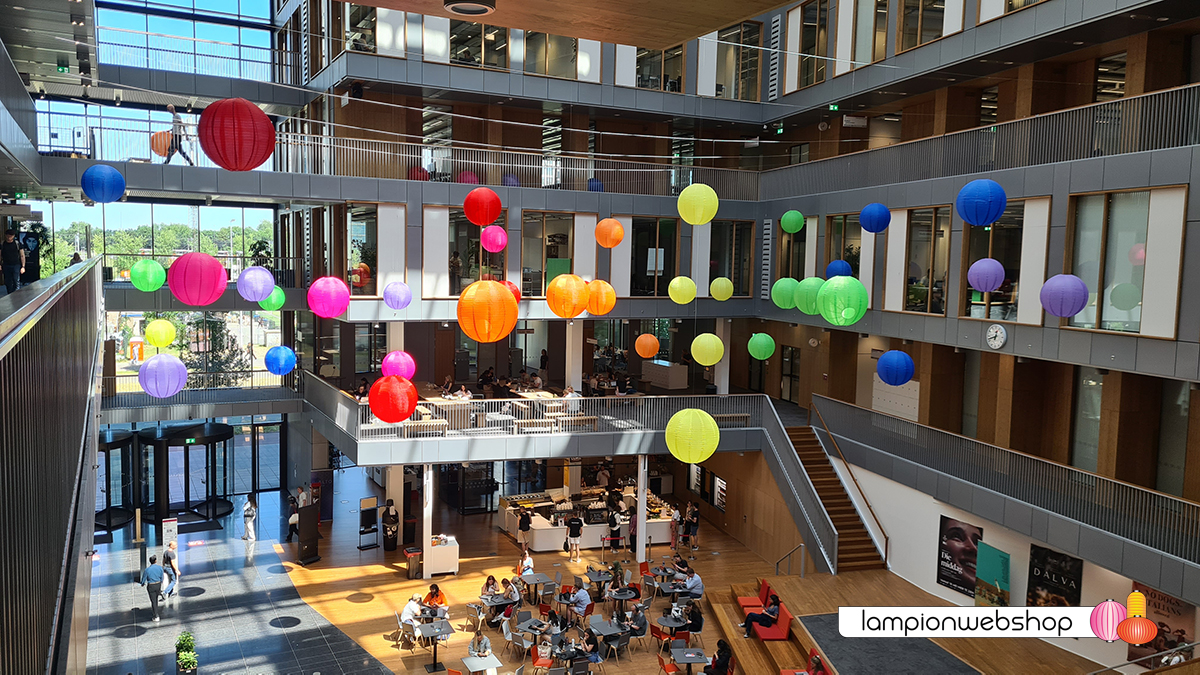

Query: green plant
[175,631,195,653]
[176,650,198,669]
[248,239,273,267]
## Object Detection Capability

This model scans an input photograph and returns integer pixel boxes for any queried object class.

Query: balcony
[100,370,304,423]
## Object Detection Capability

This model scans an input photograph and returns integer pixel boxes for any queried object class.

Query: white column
[385,465,406,526]
[422,463,434,579]
[636,454,648,563]
[567,459,581,495]
[713,319,731,394]
[386,321,404,352]
[564,320,584,390]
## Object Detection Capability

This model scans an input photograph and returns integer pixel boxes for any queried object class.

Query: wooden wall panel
[975,352,1000,445]
[917,343,964,433]
[1097,370,1161,489]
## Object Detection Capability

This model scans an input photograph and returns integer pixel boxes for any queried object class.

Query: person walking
[162,540,180,599]
[539,349,549,383]
[242,494,257,541]
[163,104,195,166]
[449,251,462,294]
[1,230,24,295]
[139,555,166,622]
[285,493,300,543]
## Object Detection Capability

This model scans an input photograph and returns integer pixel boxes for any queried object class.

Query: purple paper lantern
[1090,599,1125,642]
[382,350,416,379]
[502,173,520,187]
[457,170,479,184]
[967,257,1005,294]
[307,276,350,318]
[1040,274,1089,318]
[236,266,276,302]
[383,281,412,310]
[481,225,508,253]
[139,353,188,399]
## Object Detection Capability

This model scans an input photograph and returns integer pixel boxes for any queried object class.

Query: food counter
[503,501,673,552]
[642,359,689,390]
[425,534,460,576]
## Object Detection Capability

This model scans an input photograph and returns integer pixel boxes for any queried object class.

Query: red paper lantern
[198,98,275,171]
[368,375,418,424]
[167,252,227,306]
[464,187,502,226]
[503,279,522,303]
[546,274,589,319]
[408,167,430,181]
[457,280,519,343]
[587,279,616,315]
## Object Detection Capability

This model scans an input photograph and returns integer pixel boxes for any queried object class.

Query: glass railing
[101,253,304,289]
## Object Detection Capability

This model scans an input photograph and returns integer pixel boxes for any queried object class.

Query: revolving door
[96,430,135,531]
[135,423,236,526]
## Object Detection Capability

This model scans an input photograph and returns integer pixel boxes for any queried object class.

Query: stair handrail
[775,543,806,577]
[811,401,890,566]
[1086,641,1200,674]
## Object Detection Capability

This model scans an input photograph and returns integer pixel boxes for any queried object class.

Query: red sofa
[748,602,793,641]
[737,580,771,612]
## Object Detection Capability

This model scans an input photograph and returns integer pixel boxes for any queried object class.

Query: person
[296,485,309,509]
[354,378,369,401]
[939,517,982,592]
[468,630,492,657]
[702,639,732,675]
[423,583,449,615]
[69,252,83,265]
[563,386,583,412]
[494,377,515,399]
[162,540,180,599]
[582,630,602,663]
[163,104,195,166]
[401,592,423,626]
[739,594,780,638]
[519,369,530,386]
[570,583,592,624]
[139,555,165,622]
[623,377,637,395]
[687,502,701,551]
[588,373,599,397]
[1,230,24,295]
[517,506,532,553]
[530,372,543,388]
[449,251,462,294]
[441,374,454,394]
[539,609,567,637]
[624,604,648,637]
[480,574,501,597]
[607,509,622,552]
[808,653,829,675]
[502,577,522,606]
[672,552,689,579]
[455,384,472,399]
[519,550,534,576]
[685,600,704,633]
[679,567,704,600]
[1163,651,1187,667]
[539,349,549,383]
[596,465,611,489]
[566,510,584,563]
[669,505,681,550]
[609,579,641,604]
[479,367,495,388]
[241,494,257,541]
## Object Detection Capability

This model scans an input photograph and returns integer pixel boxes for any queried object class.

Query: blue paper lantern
[80,164,126,203]
[587,177,604,192]
[877,350,914,387]
[826,259,853,279]
[860,203,891,233]
[265,345,297,375]
[956,179,1007,226]
[1040,274,1089,318]
[967,258,1005,294]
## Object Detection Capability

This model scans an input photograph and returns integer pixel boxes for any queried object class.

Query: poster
[162,517,178,547]
[974,541,1010,607]
[1025,544,1083,607]
[1127,583,1195,665]
[937,516,983,598]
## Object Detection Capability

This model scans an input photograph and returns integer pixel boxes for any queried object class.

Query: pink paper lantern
[457,170,479,184]
[381,350,416,379]
[1090,599,1125,642]
[1128,243,1146,266]
[167,252,227,306]
[307,276,350,318]
[481,225,508,253]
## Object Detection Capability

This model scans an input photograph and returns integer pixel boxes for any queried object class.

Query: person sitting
[622,377,637,395]
[587,374,599,396]
[671,553,689,579]
[680,568,704,599]
[569,584,592,624]
[400,593,423,626]
[685,601,704,633]
[582,630,602,663]
[536,609,566,637]
[455,384,472,399]
[702,639,732,674]
[423,583,449,616]
[353,378,369,401]
[519,369,531,385]
[481,574,501,597]
[607,579,641,604]
[739,594,781,638]
[494,378,515,399]
[478,368,495,388]
[467,630,492,657]
[624,604,648,637]
[441,375,454,394]
[531,372,543,388]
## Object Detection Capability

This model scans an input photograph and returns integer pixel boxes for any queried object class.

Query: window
[1007,0,1047,11]
[899,0,945,52]
[688,464,702,494]
[712,474,727,512]
[631,217,677,296]
[715,22,761,101]
[852,0,888,65]
[961,202,1023,321]
[789,144,810,165]
[521,212,573,297]
[524,32,577,79]
[780,345,801,404]
[663,45,685,92]
[1095,52,1127,103]
[422,105,452,179]
[354,323,388,373]
[1070,367,1104,473]
[344,4,376,53]
[1068,191,1149,333]
[635,48,662,90]
[826,214,862,277]
[449,208,505,296]
[348,204,377,296]
[979,86,999,126]
[797,0,829,88]
[449,21,508,68]
[903,207,951,314]
[710,221,754,297]
[96,7,272,80]
[1157,380,1190,497]
[779,227,806,280]
[639,318,672,358]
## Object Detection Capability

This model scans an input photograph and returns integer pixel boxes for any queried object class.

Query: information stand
[297,504,321,566]
[358,497,379,551]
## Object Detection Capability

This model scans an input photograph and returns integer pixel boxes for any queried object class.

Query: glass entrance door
[780,345,801,404]
[256,423,282,491]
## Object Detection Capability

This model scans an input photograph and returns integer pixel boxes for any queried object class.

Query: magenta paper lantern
[138,353,188,399]
[1040,274,1089,318]
[167,252,227,306]
[383,281,412,310]
[1128,243,1146,265]
[307,276,350,318]
[382,350,416,379]
[236,266,275,302]
[457,170,480,184]
[967,257,1005,294]
[1090,599,1125,642]
[481,225,508,253]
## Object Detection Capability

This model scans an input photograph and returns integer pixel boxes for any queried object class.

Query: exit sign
[57,65,69,73]
[828,104,840,111]
[14,192,26,199]
[186,438,196,444]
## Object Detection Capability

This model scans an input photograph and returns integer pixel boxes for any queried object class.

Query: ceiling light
[444,0,495,16]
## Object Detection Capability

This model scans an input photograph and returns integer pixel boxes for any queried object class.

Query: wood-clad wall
[1097,371,1162,489]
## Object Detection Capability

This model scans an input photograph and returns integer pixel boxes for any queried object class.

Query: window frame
[825,213,862,278]
[957,201,1025,323]
[523,31,580,81]
[626,43,686,92]
[709,220,755,297]
[447,20,510,70]
[521,210,576,298]
[975,0,1050,26]
[628,215,680,297]
[447,206,508,297]
[712,21,763,102]
[795,0,829,89]
[897,0,959,54]
[848,0,890,66]
[778,228,807,281]
[900,204,952,316]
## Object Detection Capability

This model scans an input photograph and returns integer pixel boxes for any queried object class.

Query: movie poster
[937,516,983,597]
[1025,544,1083,607]
[1127,583,1195,665]
[974,541,1010,607]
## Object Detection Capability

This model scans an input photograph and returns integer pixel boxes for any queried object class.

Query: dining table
[671,647,709,674]
[461,653,503,675]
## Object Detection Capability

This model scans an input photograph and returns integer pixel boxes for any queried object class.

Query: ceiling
[0,0,96,88]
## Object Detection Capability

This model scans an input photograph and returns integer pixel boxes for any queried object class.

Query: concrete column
[564,320,584,391]
[386,321,404,352]
[636,454,648,563]
[567,459,581,496]
[713,319,731,394]
[385,465,406,517]
[422,463,434,579]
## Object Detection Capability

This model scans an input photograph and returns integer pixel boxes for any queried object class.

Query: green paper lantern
[130,259,166,292]
[780,210,805,234]
[794,277,825,315]
[258,285,285,311]
[816,276,869,326]
[771,278,800,309]
[748,333,776,361]
[1110,282,1141,311]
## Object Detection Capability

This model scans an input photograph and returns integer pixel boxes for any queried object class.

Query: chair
[605,633,630,664]
[657,653,680,675]
[517,610,532,625]
[650,625,671,653]
[547,668,566,675]
[531,648,555,674]
[639,561,650,578]
[727,654,737,674]
[555,571,563,585]
[510,631,534,664]
[506,668,526,675]
[582,602,595,621]
[401,622,426,654]
[570,661,591,675]
[623,569,632,585]
[448,669,462,675]
[539,602,553,620]
[541,582,558,605]
[467,604,485,632]
[689,629,705,649]
[671,636,688,650]
[642,575,660,601]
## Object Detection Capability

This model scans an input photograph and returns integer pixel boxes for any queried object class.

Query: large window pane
[104,203,153,280]
[524,32,547,74]
[522,213,544,297]
[798,0,828,88]
[663,45,684,92]
[905,209,933,312]
[1070,367,1104,473]
[655,218,677,296]
[780,230,806,280]
[899,0,920,51]
[853,0,887,64]
[962,202,1023,321]
[920,0,945,45]
[346,4,377,53]
[544,214,573,285]
[635,48,663,90]
[711,220,753,296]
[483,26,508,68]
[450,21,483,65]
[1099,191,1148,333]
[827,214,862,276]
[546,34,577,79]
[631,217,658,296]
[256,423,281,490]
[449,208,504,295]
[1069,195,1105,329]
[348,204,377,296]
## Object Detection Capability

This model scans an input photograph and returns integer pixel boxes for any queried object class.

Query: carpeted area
[801,613,977,675]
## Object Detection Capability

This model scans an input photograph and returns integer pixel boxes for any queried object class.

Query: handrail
[774,543,806,577]
[811,403,889,566]
[1086,641,1200,674]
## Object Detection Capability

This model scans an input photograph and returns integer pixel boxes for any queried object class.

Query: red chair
[729,654,738,674]
[658,653,680,674]
[673,630,690,646]
[650,624,671,653]
[539,602,552,620]
[447,669,462,675]
[582,601,596,620]
[531,651,554,674]
[639,561,651,578]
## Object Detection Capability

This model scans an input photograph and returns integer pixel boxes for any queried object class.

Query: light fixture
[444,0,495,16]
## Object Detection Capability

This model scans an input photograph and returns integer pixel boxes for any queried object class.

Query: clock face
[986,324,1007,349]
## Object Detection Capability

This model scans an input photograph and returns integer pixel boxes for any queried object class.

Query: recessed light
[444,0,495,16]
[1072,41,1085,45]
[1157,16,1170,21]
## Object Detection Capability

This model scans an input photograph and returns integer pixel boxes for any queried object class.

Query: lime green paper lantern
[748,333,776,361]
[144,319,176,348]
[665,408,720,464]
[691,332,725,367]
[794,277,825,315]
[677,183,719,225]
[258,285,285,311]
[668,276,697,305]
[710,277,734,301]
[771,278,799,309]
[816,276,869,326]
[780,210,805,234]
[130,259,166,292]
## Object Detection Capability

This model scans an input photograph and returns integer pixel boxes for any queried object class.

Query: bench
[713,413,751,428]
[514,418,556,434]
[556,415,598,432]
[738,579,771,612]
[751,603,794,641]
[402,419,449,438]
[706,596,776,675]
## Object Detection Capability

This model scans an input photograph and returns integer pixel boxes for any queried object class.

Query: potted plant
[176,650,198,675]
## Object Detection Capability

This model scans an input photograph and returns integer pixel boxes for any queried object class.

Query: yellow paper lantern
[144,319,176,348]
[666,409,720,464]
[586,279,616,316]
[710,277,734,301]
[677,183,719,225]
[691,332,724,367]
[546,273,589,318]
[668,276,697,305]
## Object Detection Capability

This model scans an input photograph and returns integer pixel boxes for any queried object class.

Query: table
[651,566,674,579]
[516,617,548,635]
[520,572,552,603]
[416,620,455,672]
[657,615,686,636]
[671,647,709,675]
[461,653,503,675]
[587,570,614,597]
[609,587,637,616]
[553,645,588,665]
[589,616,624,638]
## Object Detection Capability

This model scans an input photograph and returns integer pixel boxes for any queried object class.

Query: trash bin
[705,384,718,395]
[404,547,423,579]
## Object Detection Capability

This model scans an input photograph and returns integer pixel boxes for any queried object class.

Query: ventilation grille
[768,14,781,102]
[760,219,774,299]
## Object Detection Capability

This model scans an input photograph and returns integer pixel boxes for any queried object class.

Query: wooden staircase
[788,426,886,572]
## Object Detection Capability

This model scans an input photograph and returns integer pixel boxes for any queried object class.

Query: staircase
[788,426,886,572]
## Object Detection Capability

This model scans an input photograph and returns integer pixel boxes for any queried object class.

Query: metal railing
[810,395,1200,564]
[100,370,298,409]
[811,404,889,566]
[775,543,806,577]
[1087,641,1199,674]
[101,253,303,289]
[37,112,262,170]
[96,40,292,84]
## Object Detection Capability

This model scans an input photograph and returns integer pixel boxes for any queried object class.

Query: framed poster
[688,464,702,494]
[974,541,1010,607]
[1128,583,1195,665]
[937,516,983,597]
[712,475,727,512]
[1025,544,1083,607]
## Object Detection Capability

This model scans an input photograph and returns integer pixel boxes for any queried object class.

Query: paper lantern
[780,210,805,234]
[595,218,624,249]
[368,375,418,424]
[383,281,412,310]
[668,276,697,305]
[1128,243,1146,265]
[546,274,589,319]
[1090,599,1125,643]
[587,279,616,316]
[259,286,285,311]
[677,183,719,225]
[265,346,296,375]
[771,278,799,309]
[464,187,502,225]
[794,277,825,315]
[710,277,734,301]
[481,225,508,253]
[502,173,520,187]
[587,177,604,192]
[1039,274,1089,318]
[1117,592,1158,646]
[237,266,275,302]
[198,97,275,172]
[139,354,187,399]
[860,203,891,233]
[876,350,914,386]
[458,280,519,342]
[967,258,1005,294]
[81,164,126,203]
[351,263,371,288]
[408,167,430,181]
[307,276,350,318]
[816,276,869,326]
[635,333,660,359]
[1110,282,1141,311]
[382,350,416,379]
[956,179,1007,227]
[167,252,227,306]
[691,333,724,367]
[457,170,480,184]
[825,260,852,279]
[503,279,522,303]
[748,333,776,361]
[665,409,720,464]
[150,130,171,157]
[144,319,176,349]
[130,259,166,292]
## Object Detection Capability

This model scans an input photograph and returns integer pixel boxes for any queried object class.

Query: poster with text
[1025,544,1083,607]
[974,541,1010,607]
[937,516,983,597]
[1127,582,1195,665]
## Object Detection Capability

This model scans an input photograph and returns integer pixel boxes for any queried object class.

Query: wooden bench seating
[713,413,751,427]
[514,418,556,434]
[556,415,598,431]
[401,418,449,438]
[706,595,776,675]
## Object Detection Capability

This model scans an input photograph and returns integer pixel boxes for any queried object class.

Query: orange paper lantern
[635,333,660,359]
[457,280,518,343]
[150,130,171,157]
[546,274,589,319]
[595,218,624,249]
[587,279,616,315]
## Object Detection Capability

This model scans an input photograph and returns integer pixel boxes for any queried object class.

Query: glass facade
[904,207,951,314]
[709,220,754,296]
[449,208,506,296]
[630,217,677,296]
[348,204,378,296]
[715,22,761,101]
[826,214,862,277]
[449,21,509,68]
[961,202,1023,321]
[797,0,829,88]
[1069,191,1149,333]
[96,6,271,80]
[521,212,573,297]
[899,0,947,52]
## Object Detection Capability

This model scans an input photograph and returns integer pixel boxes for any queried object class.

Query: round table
[657,615,686,636]
[609,588,638,617]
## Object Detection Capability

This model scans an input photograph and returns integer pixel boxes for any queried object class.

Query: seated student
[423,584,450,615]
[739,594,781,638]
[622,377,637,395]
[680,568,704,600]
[467,630,492,657]
[480,574,501,597]
[623,604,648,637]
[671,552,689,579]
[400,593,423,626]
[582,630,603,663]
[569,584,592,624]
[702,639,732,675]
[519,369,531,386]
[441,375,454,394]
[537,609,567,637]
[685,601,704,633]
[607,580,641,603]
[531,372,543,388]
[494,378,516,399]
